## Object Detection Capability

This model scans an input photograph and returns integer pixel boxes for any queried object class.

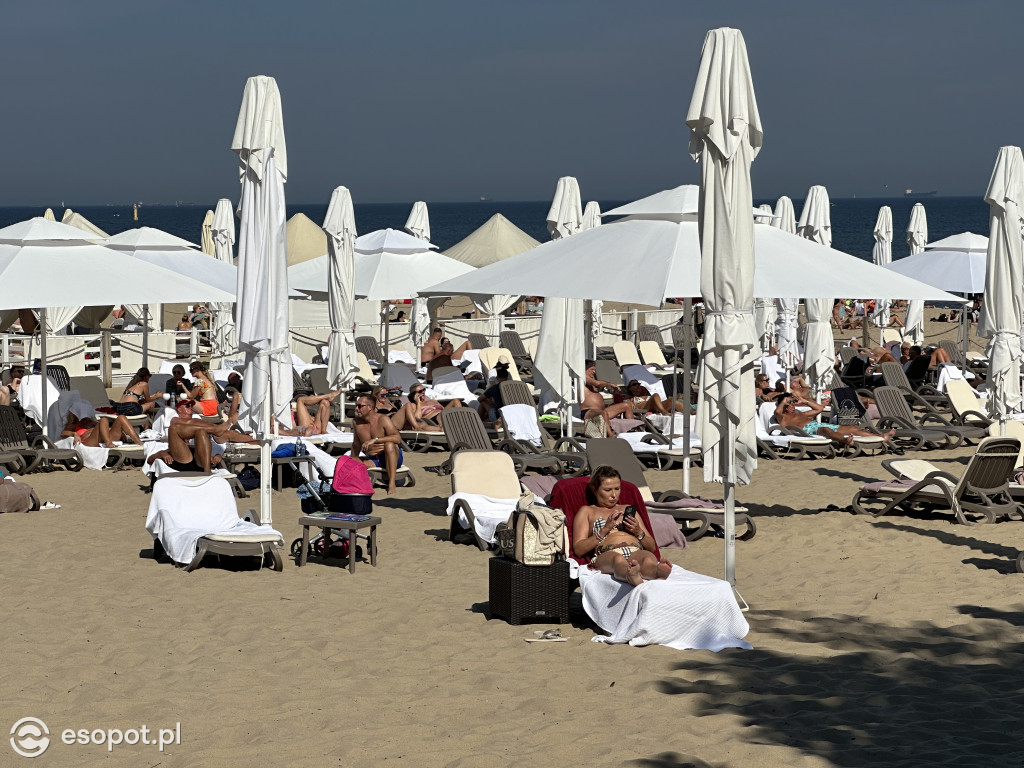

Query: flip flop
[38,501,61,510]
[524,629,567,643]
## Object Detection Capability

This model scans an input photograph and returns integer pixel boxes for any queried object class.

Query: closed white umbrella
[581,201,604,357]
[979,146,1024,425]
[688,26,761,590]
[753,202,777,355]
[796,185,835,397]
[905,203,928,344]
[871,206,893,328]
[772,196,799,369]
[324,186,359,391]
[211,198,237,356]
[533,177,586,417]
[200,209,215,256]
[232,75,292,527]
[403,201,438,355]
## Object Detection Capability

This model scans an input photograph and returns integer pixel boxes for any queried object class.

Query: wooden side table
[297,515,381,573]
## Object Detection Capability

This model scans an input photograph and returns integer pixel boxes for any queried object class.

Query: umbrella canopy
[796,185,835,396]
[107,227,243,297]
[905,203,929,343]
[404,202,435,350]
[883,233,989,292]
[534,177,586,412]
[979,146,1024,422]
[772,195,799,368]
[603,185,764,220]
[421,190,962,306]
[232,74,293,448]
[108,226,199,250]
[871,206,894,327]
[324,186,360,390]
[0,218,235,309]
[211,198,237,355]
[201,210,215,256]
[352,231,472,301]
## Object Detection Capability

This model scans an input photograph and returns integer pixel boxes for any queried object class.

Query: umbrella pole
[384,305,391,385]
[142,303,149,369]
[723,416,736,587]
[960,306,968,377]
[40,308,48,436]
[681,298,692,495]
[260,350,273,527]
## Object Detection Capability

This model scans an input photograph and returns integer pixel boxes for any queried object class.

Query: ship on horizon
[904,189,938,197]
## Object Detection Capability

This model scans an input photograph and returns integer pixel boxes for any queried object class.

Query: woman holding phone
[572,466,671,585]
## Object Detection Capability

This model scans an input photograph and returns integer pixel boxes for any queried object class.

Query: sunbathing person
[117,367,164,416]
[775,394,893,446]
[572,466,671,586]
[62,412,141,448]
[390,384,461,432]
[166,399,257,445]
[291,392,342,436]
[351,394,402,495]
[848,340,899,365]
[420,328,444,364]
[147,419,222,473]
[0,365,24,407]
[582,360,635,438]
[625,380,690,415]
[184,362,221,417]
[477,364,510,425]
[372,385,399,416]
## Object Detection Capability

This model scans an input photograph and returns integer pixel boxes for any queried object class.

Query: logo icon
[10,718,49,758]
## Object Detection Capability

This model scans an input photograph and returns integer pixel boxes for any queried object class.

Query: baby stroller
[291,455,374,562]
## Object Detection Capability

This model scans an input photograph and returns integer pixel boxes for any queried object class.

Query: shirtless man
[775,394,893,447]
[420,328,444,365]
[351,394,403,495]
[147,419,224,473]
[0,365,24,407]
[582,359,634,438]
[390,383,461,432]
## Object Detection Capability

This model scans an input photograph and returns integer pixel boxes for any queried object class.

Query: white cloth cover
[404,201,434,350]
[872,206,893,327]
[905,203,928,345]
[979,147,1024,420]
[426,375,478,406]
[499,403,543,447]
[212,198,237,355]
[578,564,751,650]
[534,176,586,412]
[201,209,215,256]
[581,202,604,357]
[687,27,761,485]
[797,186,836,396]
[18,374,62,433]
[323,186,360,391]
[445,492,518,544]
[52,435,108,471]
[617,430,698,454]
[146,475,283,566]
[772,197,799,368]
[936,363,967,393]
[233,75,293,432]
[753,298,776,356]
[404,201,430,242]
[621,364,667,400]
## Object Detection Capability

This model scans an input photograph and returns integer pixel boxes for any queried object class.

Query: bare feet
[387,482,397,496]
[624,559,644,586]
[656,559,673,579]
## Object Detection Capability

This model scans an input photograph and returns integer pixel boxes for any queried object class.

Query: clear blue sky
[4,0,1021,205]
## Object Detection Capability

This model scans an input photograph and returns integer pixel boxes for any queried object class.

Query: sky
[3,0,1023,206]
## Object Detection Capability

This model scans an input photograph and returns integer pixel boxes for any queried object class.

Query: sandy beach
[3,319,1023,767]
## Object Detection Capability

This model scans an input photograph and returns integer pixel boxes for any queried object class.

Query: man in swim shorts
[774,394,893,446]
[352,394,403,495]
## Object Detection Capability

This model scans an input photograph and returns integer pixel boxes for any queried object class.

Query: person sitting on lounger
[0,365,24,408]
[477,363,509,425]
[290,391,342,436]
[572,466,672,586]
[582,360,635,438]
[372,385,399,416]
[775,394,893,446]
[117,367,163,416]
[62,412,141,449]
[352,394,402,495]
[182,362,221,418]
[389,383,462,432]
[904,344,952,370]
[146,419,225,473]
[421,328,444,364]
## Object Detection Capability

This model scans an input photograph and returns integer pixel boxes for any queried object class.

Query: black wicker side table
[488,556,570,625]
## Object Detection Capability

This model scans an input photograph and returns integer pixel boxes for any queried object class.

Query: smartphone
[622,506,637,519]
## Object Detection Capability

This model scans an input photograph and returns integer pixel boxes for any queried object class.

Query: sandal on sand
[525,629,567,643]
[39,501,61,510]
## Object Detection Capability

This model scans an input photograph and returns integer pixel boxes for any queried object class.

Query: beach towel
[456,349,483,378]
[54,436,108,471]
[446,492,523,545]
[146,475,283,565]
[18,375,66,434]
[645,513,689,550]
[936,363,972,393]
[387,350,416,365]
[577,564,751,651]
[427,375,478,406]
[621,365,666,400]
[46,391,96,442]
[617,431,697,454]
[500,404,543,447]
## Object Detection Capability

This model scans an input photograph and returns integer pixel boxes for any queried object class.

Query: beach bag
[237,466,260,491]
[496,492,569,566]
[830,387,866,426]
[271,441,308,459]
[330,455,374,496]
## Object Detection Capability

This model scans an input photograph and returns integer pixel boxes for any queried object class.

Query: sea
[0,195,989,260]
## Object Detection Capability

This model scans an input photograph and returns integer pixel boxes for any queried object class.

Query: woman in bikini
[389,383,462,432]
[184,362,221,418]
[117,367,163,416]
[625,380,691,416]
[774,394,893,446]
[62,412,141,448]
[372,385,399,416]
[572,466,672,586]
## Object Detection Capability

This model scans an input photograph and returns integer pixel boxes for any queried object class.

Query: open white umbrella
[232,75,292,526]
[323,186,359,391]
[884,232,988,292]
[871,206,893,329]
[796,185,835,397]
[211,198,237,356]
[688,26,761,590]
[533,177,586,416]
[905,203,928,344]
[772,196,799,370]
[581,201,604,357]
[979,146,1024,425]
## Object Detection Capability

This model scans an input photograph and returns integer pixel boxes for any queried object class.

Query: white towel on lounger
[445,492,522,544]
[500,404,543,447]
[578,564,752,651]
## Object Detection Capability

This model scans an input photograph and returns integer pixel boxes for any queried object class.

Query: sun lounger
[446,450,523,550]
[754,401,834,460]
[880,360,950,413]
[613,341,647,371]
[852,436,1022,524]
[478,347,525,382]
[874,385,982,447]
[356,336,386,370]
[436,407,556,476]
[585,437,755,541]
[0,404,82,473]
[498,330,535,376]
[467,332,491,350]
[146,474,285,571]
[497,385,586,475]
[637,341,673,372]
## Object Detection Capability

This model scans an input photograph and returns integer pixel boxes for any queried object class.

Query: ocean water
[0,195,989,261]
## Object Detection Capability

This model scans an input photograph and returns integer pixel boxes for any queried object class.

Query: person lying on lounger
[147,419,224,473]
[582,360,635,438]
[389,384,461,432]
[62,413,141,449]
[572,466,672,586]
[774,394,893,446]
[352,394,402,495]
[625,380,691,416]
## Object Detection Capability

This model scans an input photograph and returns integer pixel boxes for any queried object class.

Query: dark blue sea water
[0,195,990,260]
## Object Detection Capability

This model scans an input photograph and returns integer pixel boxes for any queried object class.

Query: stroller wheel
[290,537,305,557]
